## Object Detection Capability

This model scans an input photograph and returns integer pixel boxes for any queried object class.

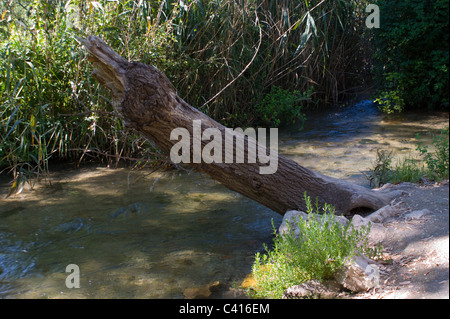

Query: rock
[351,214,387,243]
[219,287,249,299]
[365,204,401,223]
[241,273,257,290]
[335,255,380,292]
[55,217,91,234]
[377,182,416,193]
[279,210,349,238]
[282,280,340,299]
[279,210,309,237]
[321,214,349,228]
[183,281,222,299]
[109,202,143,219]
[183,286,211,299]
[377,182,394,190]
[404,209,433,221]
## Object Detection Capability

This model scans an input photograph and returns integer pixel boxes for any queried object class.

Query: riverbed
[0,101,448,298]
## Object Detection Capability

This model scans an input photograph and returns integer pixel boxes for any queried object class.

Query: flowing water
[0,101,448,298]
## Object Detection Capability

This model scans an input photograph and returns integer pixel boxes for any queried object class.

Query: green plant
[373,0,449,112]
[365,149,394,188]
[0,0,170,193]
[248,193,374,299]
[389,156,424,185]
[374,89,405,114]
[366,150,427,188]
[255,86,309,127]
[416,127,449,180]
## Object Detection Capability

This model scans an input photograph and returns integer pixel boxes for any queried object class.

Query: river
[0,100,448,298]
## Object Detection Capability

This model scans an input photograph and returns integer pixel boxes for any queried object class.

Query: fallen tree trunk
[79,36,391,215]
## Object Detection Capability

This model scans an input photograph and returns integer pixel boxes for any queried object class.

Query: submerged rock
[0,206,25,218]
[282,280,341,299]
[109,202,144,219]
[183,281,224,299]
[55,217,92,234]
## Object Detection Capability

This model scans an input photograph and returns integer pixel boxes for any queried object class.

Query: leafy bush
[373,0,449,112]
[365,149,395,188]
[374,88,405,114]
[255,86,309,127]
[248,194,375,299]
[417,127,449,180]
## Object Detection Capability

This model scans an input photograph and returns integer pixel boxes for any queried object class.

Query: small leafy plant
[247,193,375,299]
[365,149,395,188]
[255,86,310,127]
[374,89,405,114]
[416,127,449,181]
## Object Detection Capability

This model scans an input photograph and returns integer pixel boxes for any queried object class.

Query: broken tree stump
[78,36,391,215]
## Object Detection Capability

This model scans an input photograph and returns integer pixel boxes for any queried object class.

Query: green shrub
[417,127,449,180]
[0,0,170,192]
[373,0,449,112]
[248,194,376,299]
[365,149,395,188]
[366,151,428,188]
[374,88,405,114]
[255,86,309,127]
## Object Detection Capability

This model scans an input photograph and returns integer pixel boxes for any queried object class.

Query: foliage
[248,193,376,299]
[389,156,425,185]
[255,86,310,127]
[366,127,449,188]
[0,0,173,191]
[372,0,449,113]
[365,149,395,188]
[416,127,449,180]
[374,90,405,115]
[161,0,372,126]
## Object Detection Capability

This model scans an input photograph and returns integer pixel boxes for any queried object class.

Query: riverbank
[350,180,449,299]
[233,180,449,299]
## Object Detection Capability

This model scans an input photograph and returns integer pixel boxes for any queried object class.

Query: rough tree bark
[79,36,391,216]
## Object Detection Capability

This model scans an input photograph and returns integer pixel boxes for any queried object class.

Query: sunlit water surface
[0,101,448,298]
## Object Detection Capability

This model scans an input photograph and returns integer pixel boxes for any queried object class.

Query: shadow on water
[0,169,281,298]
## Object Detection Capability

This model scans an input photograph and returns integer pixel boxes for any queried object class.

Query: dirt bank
[353,180,449,299]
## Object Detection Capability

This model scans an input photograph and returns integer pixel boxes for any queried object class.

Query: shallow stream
[0,101,448,298]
